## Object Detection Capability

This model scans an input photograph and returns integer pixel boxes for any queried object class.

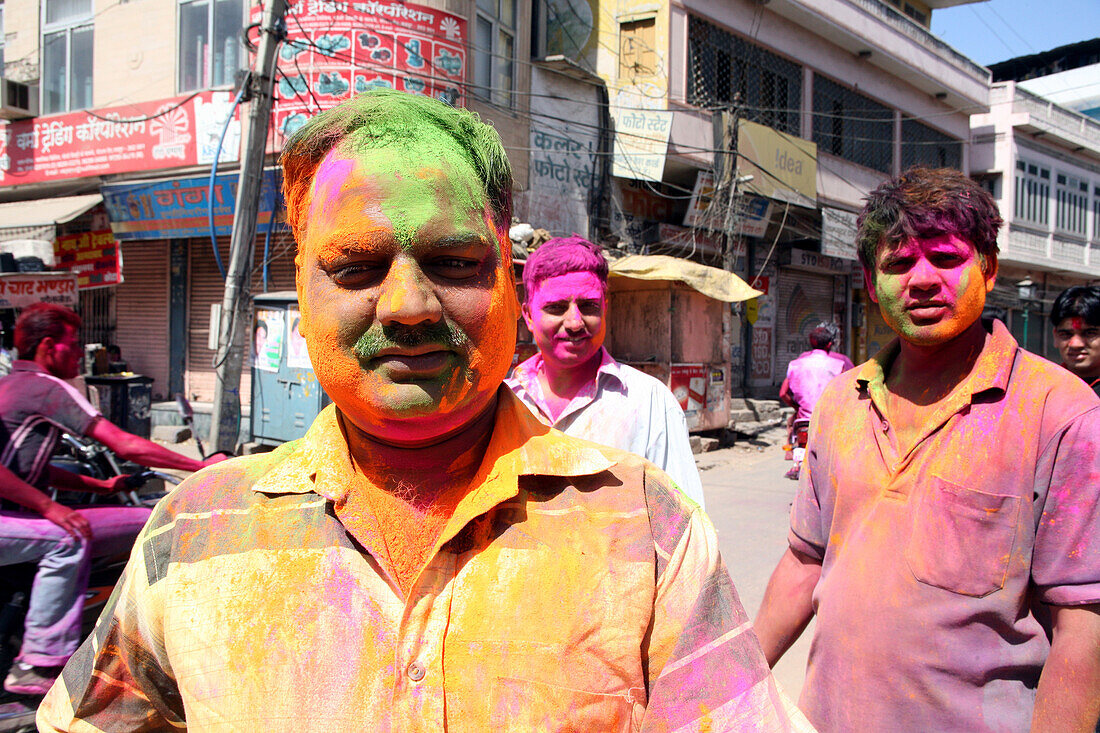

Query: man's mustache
[352,321,472,362]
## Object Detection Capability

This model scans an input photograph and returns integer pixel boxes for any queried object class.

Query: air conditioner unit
[0,79,39,120]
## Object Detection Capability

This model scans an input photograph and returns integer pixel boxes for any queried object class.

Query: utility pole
[209,0,286,453]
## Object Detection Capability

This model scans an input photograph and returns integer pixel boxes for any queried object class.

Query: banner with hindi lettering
[0,91,241,187]
[101,169,286,241]
[54,230,122,290]
[0,273,79,309]
[263,0,468,151]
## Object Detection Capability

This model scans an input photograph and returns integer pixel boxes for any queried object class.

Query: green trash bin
[84,375,155,439]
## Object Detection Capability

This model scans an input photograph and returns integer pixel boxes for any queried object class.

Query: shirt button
[407,662,425,682]
[882,420,890,433]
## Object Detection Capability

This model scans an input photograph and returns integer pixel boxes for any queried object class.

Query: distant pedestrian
[1049,285,1100,396]
[779,323,852,478]
[755,167,1100,732]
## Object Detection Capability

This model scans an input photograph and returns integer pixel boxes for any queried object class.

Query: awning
[609,254,763,303]
[0,194,103,243]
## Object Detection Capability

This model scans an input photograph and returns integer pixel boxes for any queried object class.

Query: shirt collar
[856,319,1016,401]
[252,386,615,507]
[511,347,624,394]
[10,360,47,374]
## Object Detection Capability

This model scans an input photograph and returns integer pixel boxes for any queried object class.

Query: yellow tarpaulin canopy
[608,254,763,303]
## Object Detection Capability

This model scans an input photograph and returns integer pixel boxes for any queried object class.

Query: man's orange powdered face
[866,232,995,347]
[295,142,518,445]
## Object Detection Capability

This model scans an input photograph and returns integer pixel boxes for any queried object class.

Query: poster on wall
[285,307,312,370]
[670,364,707,415]
[262,0,467,150]
[253,308,285,373]
[54,230,121,289]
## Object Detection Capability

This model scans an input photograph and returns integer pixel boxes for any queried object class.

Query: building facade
[970,81,1100,362]
[519,0,988,395]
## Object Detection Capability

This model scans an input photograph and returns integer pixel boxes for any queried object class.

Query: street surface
[697,441,813,703]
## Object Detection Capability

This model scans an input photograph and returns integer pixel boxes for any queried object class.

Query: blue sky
[930,0,1100,66]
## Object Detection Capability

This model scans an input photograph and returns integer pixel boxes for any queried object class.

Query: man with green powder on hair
[39,90,810,731]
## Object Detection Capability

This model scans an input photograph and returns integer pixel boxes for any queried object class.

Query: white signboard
[611,107,672,182]
[821,207,859,261]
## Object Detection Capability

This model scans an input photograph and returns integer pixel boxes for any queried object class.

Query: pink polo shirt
[790,320,1100,732]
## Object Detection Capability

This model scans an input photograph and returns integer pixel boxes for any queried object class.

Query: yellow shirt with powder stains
[38,388,811,732]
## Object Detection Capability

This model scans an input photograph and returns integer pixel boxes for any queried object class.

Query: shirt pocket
[904,477,1021,598]
[489,676,644,732]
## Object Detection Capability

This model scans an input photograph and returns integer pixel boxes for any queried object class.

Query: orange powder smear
[336,467,468,596]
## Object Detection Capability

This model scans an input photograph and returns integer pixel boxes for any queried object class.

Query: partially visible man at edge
[0,303,221,697]
[754,167,1100,732]
[39,90,811,731]
[1050,285,1100,397]
[506,235,705,507]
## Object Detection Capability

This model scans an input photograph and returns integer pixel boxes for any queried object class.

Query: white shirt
[506,348,705,508]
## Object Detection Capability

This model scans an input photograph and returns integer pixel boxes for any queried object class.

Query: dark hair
[14,303,81,360]
[808,323,838,350]
[522,235,608,297]
[1049,285,1100,327]
[280,88,513,245]
[856,167,1002,275]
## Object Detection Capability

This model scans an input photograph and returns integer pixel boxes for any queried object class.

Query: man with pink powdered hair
[507,235,705,507]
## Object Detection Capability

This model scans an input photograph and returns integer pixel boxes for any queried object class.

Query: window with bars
[41,0,93,114]
[1094,187,1100,240]
[1055,172,1089,236]
[687,16,801,136]
[812,75,893,173]
[473,0,516,108]
[1014,159,1050,227]
[178,0,244,93]
[901,119,961,170]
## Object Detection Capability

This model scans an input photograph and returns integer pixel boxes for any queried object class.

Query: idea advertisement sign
[0,91,241,187]
[263,0,467,149]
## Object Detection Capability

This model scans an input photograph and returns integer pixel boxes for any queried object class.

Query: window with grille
[1014,159,1050,227]
[473,0,516,108]
[1094,187,1100,240]
[687,16,801,136]
[178,0,244,93]
[1054,172,1088,236]
[41,0,93,114]
[901,119,961,170]
[812,75,893,173]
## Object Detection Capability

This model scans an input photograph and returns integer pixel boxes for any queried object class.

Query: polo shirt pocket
[905,477,1020,598]
[489,676,643,732]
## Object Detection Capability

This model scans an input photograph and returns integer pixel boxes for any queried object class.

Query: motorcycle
[0,393,214,732]
[783,417,811,480]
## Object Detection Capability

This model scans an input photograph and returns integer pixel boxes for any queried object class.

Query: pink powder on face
[524,271,606,370]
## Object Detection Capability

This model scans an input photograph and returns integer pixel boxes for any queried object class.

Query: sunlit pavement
[697,442,813,703]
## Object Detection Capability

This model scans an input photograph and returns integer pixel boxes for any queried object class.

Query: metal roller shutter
[187,233,298,404]
[774,269,836,383]
[115,241,172,400]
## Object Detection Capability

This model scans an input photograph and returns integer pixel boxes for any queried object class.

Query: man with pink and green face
[507,236,705,507]
[39,90,809,731]
[755,167,1100,732]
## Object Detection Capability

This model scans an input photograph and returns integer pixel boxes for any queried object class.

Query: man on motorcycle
[0,303,221,696]
[778,323,853,479]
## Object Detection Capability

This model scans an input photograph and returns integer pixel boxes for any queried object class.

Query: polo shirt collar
[252,386,615,509]
[856,319,1016,400]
